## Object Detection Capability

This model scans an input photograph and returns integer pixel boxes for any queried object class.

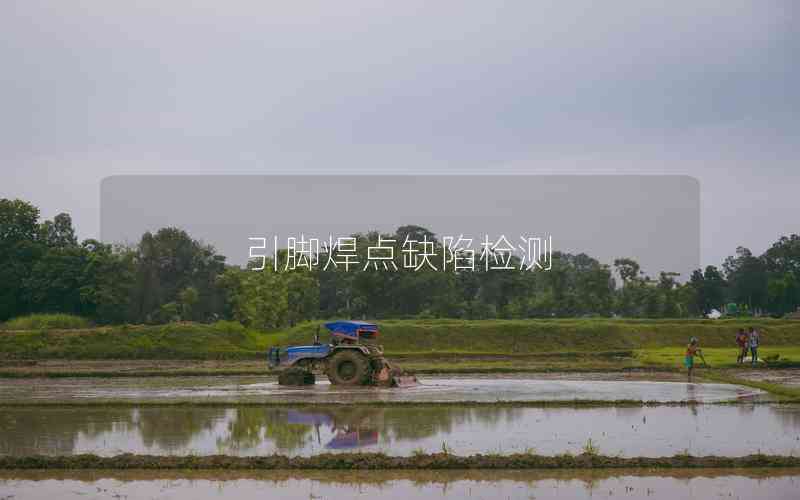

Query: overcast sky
[1,1,797,267]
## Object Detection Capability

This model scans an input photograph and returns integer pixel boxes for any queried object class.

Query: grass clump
[2,314,90,331]
[582,438,600,456]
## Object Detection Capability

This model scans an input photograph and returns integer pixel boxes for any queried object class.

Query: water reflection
[217,406,521,452]
[1,470,799,500]
[2,404,800,457]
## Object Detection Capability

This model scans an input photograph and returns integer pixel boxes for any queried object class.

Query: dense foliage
[2,199,799,326]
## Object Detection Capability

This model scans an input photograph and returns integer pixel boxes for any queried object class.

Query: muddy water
[0,470,798,500]
[2,403,799,457]
[0,374,764,404]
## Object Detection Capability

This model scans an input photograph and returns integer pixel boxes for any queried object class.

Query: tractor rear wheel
[327,350,371,386]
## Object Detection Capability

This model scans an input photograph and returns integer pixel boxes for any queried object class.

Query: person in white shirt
[748,326,760,366]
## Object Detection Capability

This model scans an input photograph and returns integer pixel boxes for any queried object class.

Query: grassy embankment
[3,316,800,398]
[2,317,800,360]
[1,317,799,369]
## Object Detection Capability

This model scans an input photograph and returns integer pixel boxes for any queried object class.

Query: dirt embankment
[0,355,660,378]
[2,452,800,470]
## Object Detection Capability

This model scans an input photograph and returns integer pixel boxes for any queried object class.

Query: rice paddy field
[3,318,800,499]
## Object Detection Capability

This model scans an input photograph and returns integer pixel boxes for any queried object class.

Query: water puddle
[0,374,764,404]
[1,470,798,499]
[2,403,799,457]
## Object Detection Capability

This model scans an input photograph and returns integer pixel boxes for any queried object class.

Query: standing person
[685,337,704,382]
[736,329,748,364]
[748,326,760,366]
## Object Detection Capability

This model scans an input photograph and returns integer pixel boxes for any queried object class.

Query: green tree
[218,265,288,329]
[22,212,85,315]
[286,270,319,326]
[78,241,135,324]
[23,244,86,314]
[613,258,647,316]
[179,286,200,321]
[131,228,227,323]
[657,271,682,317]
[38,213,77,248]
[762,234,800,315]
[763,234,800,277]
[688,265,726,315]
[0,199,43,320]
[723,247,768,312]
[767,272,799,316]
[614,258,642,284]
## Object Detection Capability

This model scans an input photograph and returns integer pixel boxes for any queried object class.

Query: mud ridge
[1,398,797,408]
[3,453,800,470]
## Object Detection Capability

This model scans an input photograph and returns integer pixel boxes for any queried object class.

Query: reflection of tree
[324,407,382,432]
[611,407,644,418]
[736,402,757,417]
[0,405,525,456]
[0,408,133,455]
[134,407,227,452]
[379,406,522,441]
[767,405,800,430]
[216,406,523,453]
[217,408,313,452]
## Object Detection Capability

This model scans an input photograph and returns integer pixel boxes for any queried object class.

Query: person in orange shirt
[736,329,749,364]
[684,337,705,382]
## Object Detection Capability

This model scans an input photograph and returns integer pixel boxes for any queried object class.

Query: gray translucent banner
[100,175,699,277]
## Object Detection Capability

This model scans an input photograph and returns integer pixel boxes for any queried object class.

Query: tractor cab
[324,320,379,345]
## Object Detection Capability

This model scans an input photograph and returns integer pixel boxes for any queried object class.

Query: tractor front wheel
[327,350,371,386]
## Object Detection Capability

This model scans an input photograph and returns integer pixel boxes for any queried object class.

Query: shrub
[2,313,91,330]
[582,438,600,456]
[212,320,246,335]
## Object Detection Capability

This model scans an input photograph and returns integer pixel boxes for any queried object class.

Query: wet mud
[2,451,800,470]
[0,374,765,404]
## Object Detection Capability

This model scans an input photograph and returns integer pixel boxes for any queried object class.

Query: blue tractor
[267,321,416,387]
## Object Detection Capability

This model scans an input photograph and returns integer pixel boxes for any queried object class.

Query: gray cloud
[1,1,797,268]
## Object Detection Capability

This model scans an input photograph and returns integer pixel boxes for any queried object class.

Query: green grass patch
[283,318,800,353]
[2,314,90,331]
[636,346,800,369]
[1,318,799,360]
[0,321,287,360]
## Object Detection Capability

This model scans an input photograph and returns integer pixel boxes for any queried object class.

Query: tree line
[1,198,799,327]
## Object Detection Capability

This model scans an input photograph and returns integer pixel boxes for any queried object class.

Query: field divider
[3,452,800,470]
[1,398,798,408]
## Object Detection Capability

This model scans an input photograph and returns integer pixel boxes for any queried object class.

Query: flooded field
[0,374,764,404]
[735,369,800,388]
[1,469,799,499]
[2,403,799,457]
